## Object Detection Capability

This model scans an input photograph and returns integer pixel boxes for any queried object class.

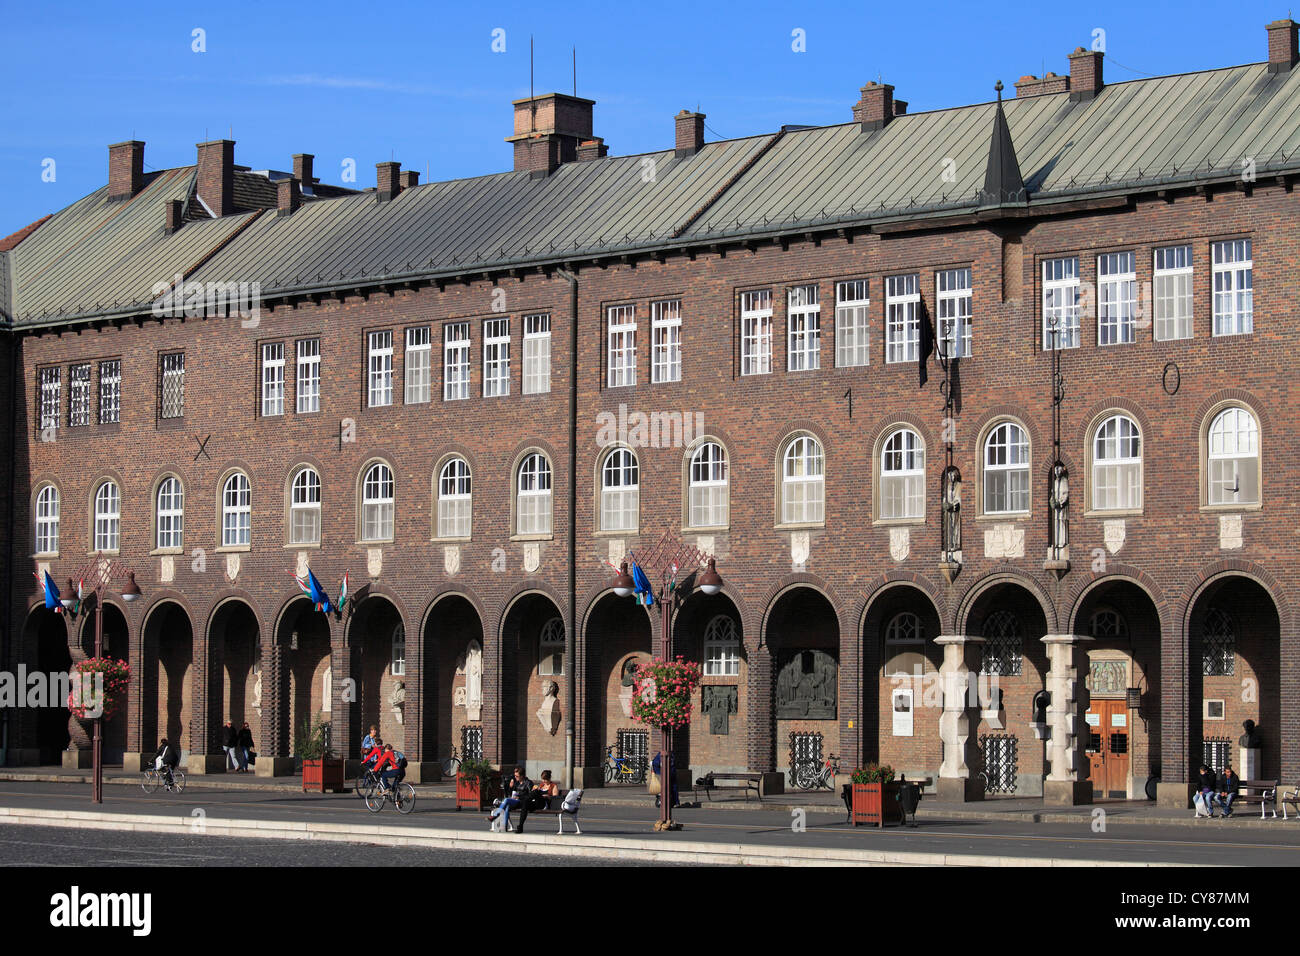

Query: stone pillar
[1042,633,1093,805]
[935,635,983,802]
[255,641,294,776]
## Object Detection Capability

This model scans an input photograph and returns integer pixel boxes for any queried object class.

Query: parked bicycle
[365,780,416,814]
[604,744,646,784]
[440,745,462,779]
[141,767,186,794]
[793,753,841,791]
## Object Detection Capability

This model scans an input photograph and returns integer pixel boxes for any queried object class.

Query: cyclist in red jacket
[361,738,383,772]
[372,744,401,793]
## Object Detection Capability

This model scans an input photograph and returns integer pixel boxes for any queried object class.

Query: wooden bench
[693,772,762,803]
[1281,784,1300,820]
[1232,779,1277,818]
[493,789,583,833]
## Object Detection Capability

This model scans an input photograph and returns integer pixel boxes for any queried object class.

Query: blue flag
[631,561,655,607]
[306,569,333,614]
[41,571,62,612]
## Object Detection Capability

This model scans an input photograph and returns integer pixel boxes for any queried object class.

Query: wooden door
[1086,699,1130,798]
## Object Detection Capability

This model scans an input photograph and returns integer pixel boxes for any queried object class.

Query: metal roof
[9,61,1300,329]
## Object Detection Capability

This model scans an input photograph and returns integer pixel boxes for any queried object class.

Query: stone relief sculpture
[941,465,962,559]
[702,685,738,734]
[1049,462,1070,558]
[775,649,838,719]
[618,658,639,717]
[536,679,561,735]
[464,640,483,721]
[390,679,406,726]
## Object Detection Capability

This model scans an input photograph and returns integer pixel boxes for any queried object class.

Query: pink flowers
[630,657,702,729]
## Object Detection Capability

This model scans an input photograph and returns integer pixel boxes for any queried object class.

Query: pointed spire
[977,80,1027,208]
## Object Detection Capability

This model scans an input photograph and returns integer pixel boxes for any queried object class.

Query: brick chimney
[675,110,705,157]
[577,138,608,162]
[293,153,315,194]
[1068,48,1104,101]
[164,199,183,234]
[108,141,145,202]
[852,82,895,131]
[506,92,596,176]
[399,169,420,189]
[1268,19,1299,72]
[1014,72,1070,97]
[277,177,301,216]
[376,161,401,202]
[196,139,235,217]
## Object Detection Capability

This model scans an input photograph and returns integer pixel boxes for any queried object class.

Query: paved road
[2,781,1299,864]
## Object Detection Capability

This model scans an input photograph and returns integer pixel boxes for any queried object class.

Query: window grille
[979,734,1018,794]
[160,352,185,418]
[617,729,649,778]
[1202,736,1231,772]
[980,610,1023,676]
[789,731,823,773]
[38,366,60,434]
[1202,607,1235,676]
[98,360,121,424]
[462,726,483,761]
[69,364,91,427]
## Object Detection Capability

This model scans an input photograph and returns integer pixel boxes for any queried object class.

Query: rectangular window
[651,299,682,383]
[1042,257,1080,350]
[607,304,637,387]
[98,360,121,425]
[936,268,972,358]
[787,285,821,371]
[38,367,60,434]
[740,289,772,375]
[261,342,285,416]
[704,640,740,677]
[885,274,920,363]
[160,352,185,419]
[1097,252,1137,346]
[391,628,406,677]
[296,338,320,413]
[522,313,551,395]
[68,364,91,427]
[367,331,393,407]
[1212,239,1253,336]
[1154,245,1193,341]
[404,326,432,404]
[443,322,470,401]
[835,279,870,367]
[483,317,510,397]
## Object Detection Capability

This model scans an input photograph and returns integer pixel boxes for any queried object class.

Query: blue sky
[0,0,1289,234]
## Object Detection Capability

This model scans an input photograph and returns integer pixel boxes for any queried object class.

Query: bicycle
[365,778,416,814]
[793,753,841,791]
[440,745,461,780]
[355,765,380,799]
[603,745,645,784]
[141,767,186,794]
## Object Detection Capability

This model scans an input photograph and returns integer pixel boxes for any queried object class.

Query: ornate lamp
[698,558,722,595]
[612,562,635,598]
[121,572,142,603]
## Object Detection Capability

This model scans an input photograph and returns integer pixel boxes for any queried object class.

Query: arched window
[93,481,121,552]
[517,453,553,535]
[983,422,1029,514]
[1208,407,1260,506]
[34,485,59,555]
[361,463,394,542]
[290,468,321,545]
[980,610,1023,676]
[1089,609,1129,641]
[539,617,565,676]
[1202,607,1235,676]
[703,615,741,676]
[601,448,640,532]
[221,473,251,547]
[437,458,472,539]
[880,428,925,520]
[1092,415,1142,511]
[781,435,825,524]
[156,477,184,550]
[885,612,923,645]
[688,442,729,528]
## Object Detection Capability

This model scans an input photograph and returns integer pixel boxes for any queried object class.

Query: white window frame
[983,422,1030,514]
[703,615,741,677]
[781,435,825,525]
[1153,245,1193,342]
[156,476,184,551]
[835,279,870,368]
[367,330,393,408]
[437,457,472,539]
[99,359,121,425]
[405,326,432,404]
[880,428,925,520]
[34,484,59,555]
[160,352,185,419]
[361,462,395,542]
[688,442,729,528]
[221,473,251,547]
[483,317,510,397]
[606,304,637,388]
[651,299,682,383]
[38,367,60,434]
[261,342,285,417]
[1212,239,1253,336]
[94,480,121,552]
[68,363,92,427]
[1042,257,1080,350]
[516,453,553,536]
[936,268,972,358]
[740,290,772,376]
[1092,415,1143,511]
[290,467,321,546]
[1097,252,1137,346]
[1208,407,1260,506]
[539,617,565,676]
[296,339,320,414]
[885,274,920,364]
[444,322,470,401]
[391,624,405,677]
[601,447,640,533]
[787,285,821,371]
[522,313,551,395]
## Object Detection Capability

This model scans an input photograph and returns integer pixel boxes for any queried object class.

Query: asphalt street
[1,780,1299,864]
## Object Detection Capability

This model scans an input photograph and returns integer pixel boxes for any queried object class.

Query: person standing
[222,721,239,771]
[652,751,679,809]
[237,721,255,773]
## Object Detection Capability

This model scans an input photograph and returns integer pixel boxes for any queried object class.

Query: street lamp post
[67,557,140,804]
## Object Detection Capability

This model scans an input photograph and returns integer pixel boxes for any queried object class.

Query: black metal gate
[979,733,1018,794]
[462,725,483,761]
[1202,737,1231,772]
[617,728,649,778]
[789,731,823,785]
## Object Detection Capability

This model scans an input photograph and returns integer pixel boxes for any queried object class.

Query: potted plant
[850,763,902,827]
[455,756,500,810]
[297,715,345,792]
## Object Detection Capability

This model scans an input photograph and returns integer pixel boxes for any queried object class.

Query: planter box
[851,781,903,827]
[301,757,346,793]
[455,771,501,810]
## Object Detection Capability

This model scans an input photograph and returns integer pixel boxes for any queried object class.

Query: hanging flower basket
[630,656,702,730]
[66,657,130,722]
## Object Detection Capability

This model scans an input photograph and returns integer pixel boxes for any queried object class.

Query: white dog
[557,788,583,834]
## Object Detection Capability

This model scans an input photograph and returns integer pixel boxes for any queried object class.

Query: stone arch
[955,569,1058,635]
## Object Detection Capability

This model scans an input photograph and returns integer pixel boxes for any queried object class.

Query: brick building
[3,21,1299,807]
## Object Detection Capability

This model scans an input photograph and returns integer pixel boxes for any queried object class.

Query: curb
[0,806,1182,867]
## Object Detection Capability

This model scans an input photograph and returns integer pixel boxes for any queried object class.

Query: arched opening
[963,582,1049,796]
[584,592,651,782]
[79,603,129,764]
[502,592,566,776]
[866,585,942,778]
[422,595,484,769]
[141,602,193,758]
[25,606,70,763]
[674,591,745,774]
[767,587,839,780]
[348,596,406,754]
[276,597,331,759]
[1074,580,1162,800]
[1188,576,1281,782]
[208,600,260,765]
